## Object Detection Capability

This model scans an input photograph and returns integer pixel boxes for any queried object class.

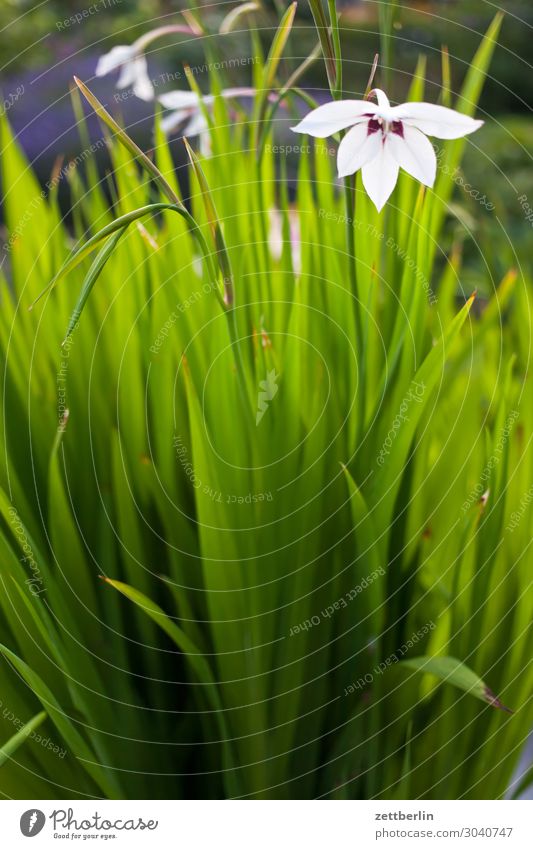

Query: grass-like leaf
[308,0,337,92]
[402,656,513,713]
[0,711,47,768]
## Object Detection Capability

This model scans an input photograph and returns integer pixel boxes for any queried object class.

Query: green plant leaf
[263,2,297,92]
[219,2,260,34]
[0,645,122,797]
[29,203,179,308]
[253,2,297,145]
[102,578,241,796]
[63,229,125,342]
[73,77,183,208]
[327,0,342,97]
[257,44,321,160]
[30,202,223,314]
[0,710,47,768]
[401,656,513,712]
[183,138,234,306]
[308,0,337,92]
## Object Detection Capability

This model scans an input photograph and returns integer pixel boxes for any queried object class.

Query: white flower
[96,44,154,101]
[95,25,196,103]
[158,90,213,136]
[291,89,483,211]
[158,87,256,153]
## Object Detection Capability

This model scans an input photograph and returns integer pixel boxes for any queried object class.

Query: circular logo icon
[20,810,46,837]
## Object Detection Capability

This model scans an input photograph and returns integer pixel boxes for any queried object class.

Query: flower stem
[226,304,254,419]
[344,175,364,442]
[344,177,361,347]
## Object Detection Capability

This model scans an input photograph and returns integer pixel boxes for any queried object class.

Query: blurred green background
[1,1,532,110]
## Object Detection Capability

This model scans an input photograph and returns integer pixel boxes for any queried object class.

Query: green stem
[344,177,364,443]
[226,305,254,418]
[328,0,343,98]
[344,177,361,344]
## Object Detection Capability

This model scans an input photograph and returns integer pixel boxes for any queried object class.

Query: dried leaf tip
[484,686,513,714]
[364,54,379,99]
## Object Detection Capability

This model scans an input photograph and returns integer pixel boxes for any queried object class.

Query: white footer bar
[1,799,531,848]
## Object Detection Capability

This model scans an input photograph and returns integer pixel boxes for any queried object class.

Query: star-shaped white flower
[96,43,154,101]
[291,89,483,211]
[95,25,197,103]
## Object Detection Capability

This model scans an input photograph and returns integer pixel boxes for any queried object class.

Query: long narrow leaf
[0,645,122,797]
[0,710,47,768]
[63,229,125,342]
[102,578,241,795]
[401,656,513,713]
[73,77,183,208]
[183,138,234,306]
[253,2,297,145]
[308,0,337,91]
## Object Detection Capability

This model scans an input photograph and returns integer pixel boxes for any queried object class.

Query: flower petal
[116,62,134,89]
[95,45,133,76]
[291,100,377,138]
[386,124,437,187]
[361,145,399,212]
[130,56,154,101]
[116,55,153,100]
[184,111,209,138]
[159,90,200,110]
[392,102,483,139]
[220,87,256,101]
[337,122,382,178]
[371,88,391,111]
[160,109,192,134]
[159,105,210,137]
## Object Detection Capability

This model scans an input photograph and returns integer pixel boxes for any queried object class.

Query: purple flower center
[366,117,404,140]
[391,120,404,137]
